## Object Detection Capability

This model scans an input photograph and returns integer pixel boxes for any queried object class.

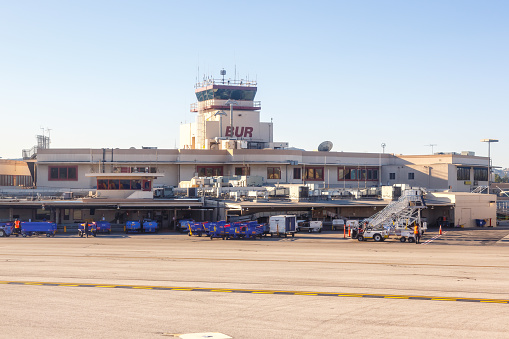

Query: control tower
[180,70,275,150]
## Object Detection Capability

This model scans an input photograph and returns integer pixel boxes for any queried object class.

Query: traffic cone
[348,227,351,237]
[439,225,442,235]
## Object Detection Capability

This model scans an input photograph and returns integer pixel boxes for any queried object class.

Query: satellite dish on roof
[318,141,333,152]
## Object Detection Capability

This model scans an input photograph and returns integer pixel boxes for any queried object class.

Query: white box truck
[269,215,297,237]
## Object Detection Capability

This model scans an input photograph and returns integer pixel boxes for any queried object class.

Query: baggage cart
[0,222,14,237]
[126,221,141,233]
[143,220,158,233]
[96,221,111,234]
[188,222,207,236]
[21,222,57,237]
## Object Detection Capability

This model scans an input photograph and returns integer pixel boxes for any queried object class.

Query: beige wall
[429,192,497,227]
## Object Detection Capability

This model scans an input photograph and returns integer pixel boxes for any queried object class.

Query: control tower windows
[195,89,257,102]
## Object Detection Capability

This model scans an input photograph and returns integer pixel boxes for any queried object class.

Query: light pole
[214,110,227,137]
[481,139,499,194]
[379,143,386,187]
[225,99,238,138]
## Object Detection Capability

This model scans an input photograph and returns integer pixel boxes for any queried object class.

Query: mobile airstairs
[354,189,427,242]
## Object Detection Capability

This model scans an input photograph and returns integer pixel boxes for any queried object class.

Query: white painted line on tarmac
[496,234,509,245]
[421,231,447,245]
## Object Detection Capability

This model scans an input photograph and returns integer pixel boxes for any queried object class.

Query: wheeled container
[269,215,297,238]
[21,222,57,237]
[188,222,207,236]
[95,221,111,234]
[239,224,264,239]
[0,222,14,237]
[177,219,194,233]
[125,221,141,233]
[142,220,158,233]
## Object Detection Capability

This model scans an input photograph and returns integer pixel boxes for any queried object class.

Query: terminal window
[389,173,396,180]
[48,166,78,181]
[338,167,379,181]
[457,167,470,181]
[305,167,324,181]
[473,167,488,181]
[267,167,281,179]
[408,173,415,180]
[235,167,250,176]
[293,168,301,180]
[97,179,142,190]
[197,166,223,177]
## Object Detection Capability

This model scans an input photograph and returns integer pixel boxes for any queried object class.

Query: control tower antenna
[220,69,226,84]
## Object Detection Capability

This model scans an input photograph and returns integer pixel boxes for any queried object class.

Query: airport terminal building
[0,72,497,229]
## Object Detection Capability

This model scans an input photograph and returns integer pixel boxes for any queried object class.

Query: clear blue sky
[1,1,508,168]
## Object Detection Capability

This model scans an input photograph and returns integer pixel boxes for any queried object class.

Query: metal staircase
[471,186,488,194]
[362,189,426,230]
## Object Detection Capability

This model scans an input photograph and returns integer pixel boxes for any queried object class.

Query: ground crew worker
[84,222,89,238]
[414,223,420,244]
[14,219,21,237]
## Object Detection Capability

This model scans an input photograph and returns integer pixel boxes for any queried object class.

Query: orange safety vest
[14,220,20,228]
[414,225,419,235]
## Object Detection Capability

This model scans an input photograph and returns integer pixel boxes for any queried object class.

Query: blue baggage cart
[209,222,228,240]
[21,222,57,237]
[188,222,207,237]
[177,219,194,233]
[78,222,97,237]
[0,222,14,237]
[241,224,265,239]
[126,221,141,233]
[96,221,111,234]
[143,220,158,233]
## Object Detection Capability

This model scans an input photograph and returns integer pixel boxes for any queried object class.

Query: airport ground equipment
[0,222,14,237]
[332,219,345,231]
[95,221,111,234]
[21,222,57,237]
[356,228,390,242]
[352,189,427,242]
[126,221,141,233]
[298,220,323,233]
[78,222,97,237]
[209,223,227,240]
[142,220,158,233]
[188,222,208,236]
[177,219,194,233]
[269,215,297,237]
[209,221,264,240]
